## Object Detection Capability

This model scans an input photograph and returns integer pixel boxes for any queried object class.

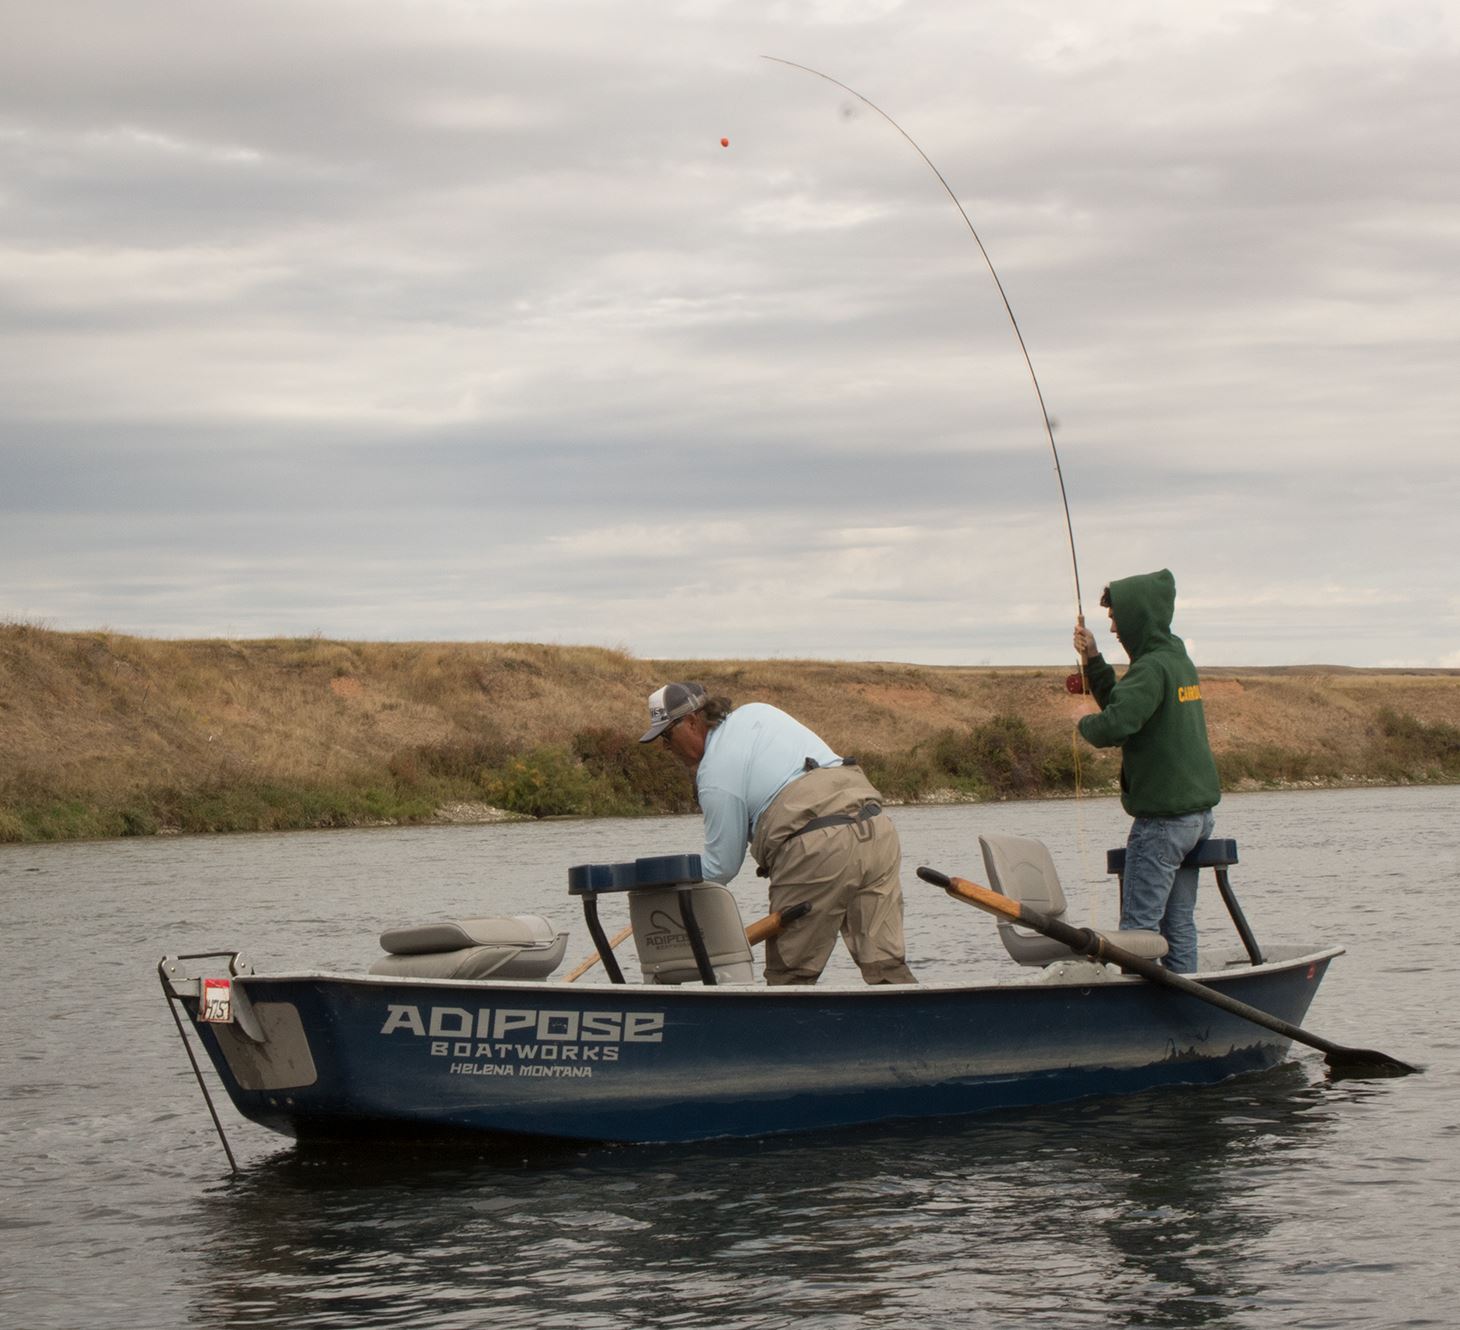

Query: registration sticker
[200,978,233,1023]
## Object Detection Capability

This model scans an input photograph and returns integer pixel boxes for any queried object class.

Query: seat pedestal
[1106,838,1263,965]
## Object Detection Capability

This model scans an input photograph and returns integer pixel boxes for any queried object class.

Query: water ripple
[3,790,1454,1329]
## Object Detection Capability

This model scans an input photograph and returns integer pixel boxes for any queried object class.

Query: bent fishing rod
[763,55,1086,629]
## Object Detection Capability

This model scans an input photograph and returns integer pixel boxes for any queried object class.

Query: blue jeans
[1120,809,1215,973]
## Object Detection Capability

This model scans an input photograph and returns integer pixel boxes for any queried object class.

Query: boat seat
[629,884,755,985]
[1106,837,1239,877]
[979,833,1169,967]
[368,914,568,980]
[1107,837,1264,965]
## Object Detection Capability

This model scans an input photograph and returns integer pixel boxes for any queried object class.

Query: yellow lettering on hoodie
[1178,685,1203,703]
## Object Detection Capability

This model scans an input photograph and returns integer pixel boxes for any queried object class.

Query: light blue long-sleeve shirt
[695,703,841,883]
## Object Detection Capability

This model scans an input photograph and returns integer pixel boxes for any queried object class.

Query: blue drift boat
[160,836,1354,1154]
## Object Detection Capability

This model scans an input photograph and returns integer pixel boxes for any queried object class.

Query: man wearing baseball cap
[640,682,915,986]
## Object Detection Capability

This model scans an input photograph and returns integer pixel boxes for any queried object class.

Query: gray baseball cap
[639,681,708,742]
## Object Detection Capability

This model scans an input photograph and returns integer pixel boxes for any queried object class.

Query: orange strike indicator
[720,137,729,147]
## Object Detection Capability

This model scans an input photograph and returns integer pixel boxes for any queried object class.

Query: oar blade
[1323,1048,1421,1078]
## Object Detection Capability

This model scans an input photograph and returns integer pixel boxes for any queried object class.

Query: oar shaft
[746,900,811,946]
[564,924,633,983]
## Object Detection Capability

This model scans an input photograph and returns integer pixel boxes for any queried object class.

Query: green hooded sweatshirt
[1078,568,1221,818]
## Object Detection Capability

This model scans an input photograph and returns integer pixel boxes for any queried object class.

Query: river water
[2,786,1456,1329]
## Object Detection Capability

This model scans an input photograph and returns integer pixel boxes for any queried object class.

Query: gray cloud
[2,1,1457,665]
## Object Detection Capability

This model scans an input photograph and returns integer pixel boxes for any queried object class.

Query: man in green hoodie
[1073,569,1221,972]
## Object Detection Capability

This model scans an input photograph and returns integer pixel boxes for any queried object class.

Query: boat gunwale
[219,942,1346,999]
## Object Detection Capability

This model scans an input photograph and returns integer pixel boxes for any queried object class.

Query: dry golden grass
[2,622,1457,841]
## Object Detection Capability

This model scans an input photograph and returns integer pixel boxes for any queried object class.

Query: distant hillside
[2,623,1457,842]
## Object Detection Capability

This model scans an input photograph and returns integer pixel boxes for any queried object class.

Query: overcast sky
[2,0,1456,667]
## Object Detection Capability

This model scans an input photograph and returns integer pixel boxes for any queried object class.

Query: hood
[1106,568,1178,658]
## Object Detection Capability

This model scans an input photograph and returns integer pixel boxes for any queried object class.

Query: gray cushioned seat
[979,834,1169,967]
[369,914,567,980]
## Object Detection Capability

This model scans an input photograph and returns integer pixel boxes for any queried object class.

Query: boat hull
[179,944,1341,1144]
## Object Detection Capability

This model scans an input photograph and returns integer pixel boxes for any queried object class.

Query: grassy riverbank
[2,623,1458,843]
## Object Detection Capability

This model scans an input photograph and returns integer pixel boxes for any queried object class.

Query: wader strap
[785,800,882,842]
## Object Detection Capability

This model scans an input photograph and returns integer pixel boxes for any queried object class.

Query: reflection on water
[3,786,1456,1330]
[192,1065,1336,1330]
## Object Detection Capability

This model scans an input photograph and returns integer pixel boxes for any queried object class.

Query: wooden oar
[565,901,811,983]
[746,900,810,945]
[916,865,1418,1077]
[564,925,633,983]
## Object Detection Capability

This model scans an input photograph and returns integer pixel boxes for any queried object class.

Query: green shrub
[858,749,937,803]
[484,746,599,819]
[572,727,698,814]
[388,735,514,790]
[1036,734,1084,792]
[1070,746,1119,792]
[151,777,433,834]
[931,714,1072,799]
[16,799,105,841]
[118,806,160,837]
[0,806,28,843]
[1370,708,1460,780]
